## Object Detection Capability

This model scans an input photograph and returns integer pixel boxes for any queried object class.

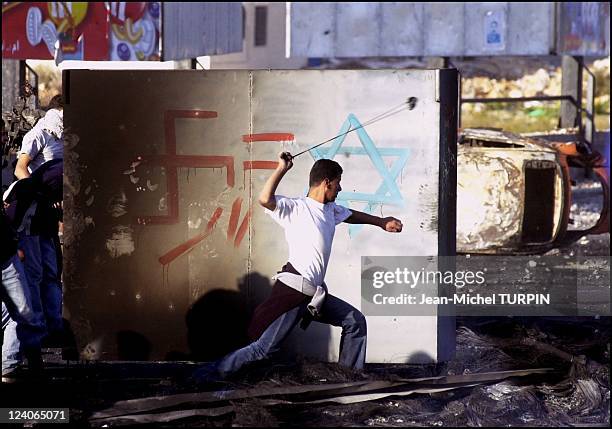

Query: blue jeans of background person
[2,255,44,374]
[216,294,367,377]
[19,233,63,334]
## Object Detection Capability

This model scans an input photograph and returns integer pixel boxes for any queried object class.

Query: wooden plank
[259,368,555,405]
[90,406,235,427]
[260,384,485,405]
[92,368,553,419]
[91,381,371,419]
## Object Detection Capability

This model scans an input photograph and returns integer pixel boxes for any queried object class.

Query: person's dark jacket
[1,208,18,264]
[4,159,63,236]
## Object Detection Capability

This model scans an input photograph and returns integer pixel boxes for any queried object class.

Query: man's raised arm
[15,154,32,179]
[258,152,293,211]
[344,209,403,233]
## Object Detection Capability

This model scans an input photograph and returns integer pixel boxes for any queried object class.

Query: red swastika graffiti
[148,110,294,264]
[134,110,234,225]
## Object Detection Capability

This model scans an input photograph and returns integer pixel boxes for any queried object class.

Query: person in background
[13,95,64,348]
[15,94,63,180]
[2,181,43,378]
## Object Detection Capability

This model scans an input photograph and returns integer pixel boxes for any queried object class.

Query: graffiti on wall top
[107,2,160,61]
[1,2,160,60]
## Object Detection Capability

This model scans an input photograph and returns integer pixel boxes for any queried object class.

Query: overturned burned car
[457,128,609,254]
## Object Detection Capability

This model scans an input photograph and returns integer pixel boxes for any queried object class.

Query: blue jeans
[19,233,63,334]
[216,294,367,376]
[2,255,44,374]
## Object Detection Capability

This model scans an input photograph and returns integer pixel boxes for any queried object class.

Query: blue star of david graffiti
[310,113,410,237]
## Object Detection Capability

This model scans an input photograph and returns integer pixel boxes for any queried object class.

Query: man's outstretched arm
[344,209,403,232]
[258,152,293,211]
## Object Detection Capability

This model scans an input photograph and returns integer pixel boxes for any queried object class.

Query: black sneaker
[41,330,65,348]
[25,348,45,378]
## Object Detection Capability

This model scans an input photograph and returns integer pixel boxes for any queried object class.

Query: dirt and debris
[3,313,608,427]
[3,176,608,428]
[570,177,607,232]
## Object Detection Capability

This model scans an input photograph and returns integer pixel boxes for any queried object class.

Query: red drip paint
[167,168,179,223]
[243,161,279,170]
[134,109,237,225]
[226,159,235,188]
[242,133,295,143]
[234,208,252,248]
[158,207,223,265]
[146,155,234,170]
[227,197,243,241]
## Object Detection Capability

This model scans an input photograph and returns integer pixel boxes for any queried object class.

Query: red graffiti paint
[234,208,252,248]
[227,197,243,241]
[243,161,279,170]
[134,110,235,225]
[227,197,251,247]
[138,117,298,258]
[242,133,295,143]
[158,207,223,265]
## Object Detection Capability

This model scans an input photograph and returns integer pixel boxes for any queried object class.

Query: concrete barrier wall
[290,2,556,57]
[63,69,457,363]
[290,3,611,58]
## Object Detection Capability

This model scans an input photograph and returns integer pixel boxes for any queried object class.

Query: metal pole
[560,55,583,130]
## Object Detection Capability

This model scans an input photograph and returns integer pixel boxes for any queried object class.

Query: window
[254,6,267,46]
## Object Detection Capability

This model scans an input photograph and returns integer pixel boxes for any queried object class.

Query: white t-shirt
[265,195,352,287]
[19,109,64,173]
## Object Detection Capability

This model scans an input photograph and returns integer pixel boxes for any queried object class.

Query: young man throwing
[193,152,402,381]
